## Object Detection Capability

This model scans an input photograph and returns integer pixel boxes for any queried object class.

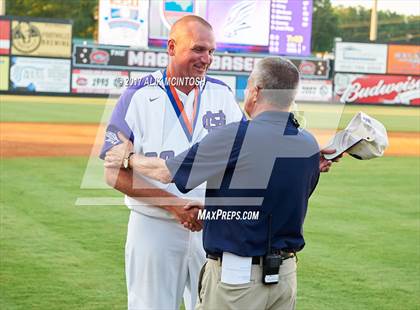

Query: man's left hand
[319,148,342,173]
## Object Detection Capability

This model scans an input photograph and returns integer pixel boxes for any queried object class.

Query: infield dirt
[0,122,418,158]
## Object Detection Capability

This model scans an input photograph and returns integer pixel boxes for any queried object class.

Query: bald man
[101,16,244,309]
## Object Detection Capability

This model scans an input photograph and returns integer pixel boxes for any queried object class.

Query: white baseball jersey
[100,69,244,219]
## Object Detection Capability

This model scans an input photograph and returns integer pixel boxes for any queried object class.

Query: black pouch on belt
[262,253,282,285]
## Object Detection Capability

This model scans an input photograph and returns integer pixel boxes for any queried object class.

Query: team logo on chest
[202,110,226,132]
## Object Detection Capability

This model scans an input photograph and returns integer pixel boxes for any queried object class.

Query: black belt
[206,252,295,265]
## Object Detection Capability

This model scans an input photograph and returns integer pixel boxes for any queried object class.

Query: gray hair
[251,57,300,108]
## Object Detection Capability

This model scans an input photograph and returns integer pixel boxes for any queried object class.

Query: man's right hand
[170,201,203,232]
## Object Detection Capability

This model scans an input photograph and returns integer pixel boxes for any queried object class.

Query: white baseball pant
[126,210,206,310]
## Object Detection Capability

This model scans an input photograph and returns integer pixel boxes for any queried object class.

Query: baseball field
[0,95,419,309]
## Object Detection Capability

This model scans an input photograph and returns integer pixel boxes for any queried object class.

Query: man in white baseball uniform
[100,16,244,310]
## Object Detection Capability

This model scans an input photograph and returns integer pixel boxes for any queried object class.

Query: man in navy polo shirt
[105,57,322,309]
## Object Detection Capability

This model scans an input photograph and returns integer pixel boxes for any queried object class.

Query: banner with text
[334,73,420,105]
[387,44,420,75]
[335,42,388,74]
[268,0,313,56]
[10,57,71,93]
[295,80,332,102]
[72,69,128,94]
[11,20,72,58]
[98,0,149,47]
[72,43,330,79]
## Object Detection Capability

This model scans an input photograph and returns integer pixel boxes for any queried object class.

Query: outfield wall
[333,42,420,105]
[0,15,419,106]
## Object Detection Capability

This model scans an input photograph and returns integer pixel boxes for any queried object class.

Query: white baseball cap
[324,112,389,160]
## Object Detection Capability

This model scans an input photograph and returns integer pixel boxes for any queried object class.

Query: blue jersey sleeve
[99,74,156,160]
[99,88,136,159]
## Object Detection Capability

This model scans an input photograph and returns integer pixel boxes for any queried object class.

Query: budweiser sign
[334,74,420,105]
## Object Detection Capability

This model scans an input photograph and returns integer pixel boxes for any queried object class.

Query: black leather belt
[206,252,295,265]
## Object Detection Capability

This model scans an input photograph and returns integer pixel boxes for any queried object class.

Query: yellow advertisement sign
[0,56,9,91]
[11,21,72,57]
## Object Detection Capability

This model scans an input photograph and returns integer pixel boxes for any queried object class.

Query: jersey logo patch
[202,110,226,132]
[105,131,121,145]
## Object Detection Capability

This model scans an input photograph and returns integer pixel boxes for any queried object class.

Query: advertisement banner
[334,73,420,105]
[10,57,70,93]
[11,20,72,57]
[335,42,388,74]
[295,80,332,102]
[0,19,10,55]
[73,45,153,70]
[98,0,149,47]
[72,44,330,79]
[269,0,312,56]
[290,59,330,80]
[72,69,129,94]
[387,45,420,75]
[0,56,9,91]
[207,1,270,47]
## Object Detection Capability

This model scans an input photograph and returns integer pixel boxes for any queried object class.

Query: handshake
[172,201,204,232]
[104,131,203,232]
[103,131,341,232]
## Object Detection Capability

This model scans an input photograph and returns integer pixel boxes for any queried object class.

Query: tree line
[312,0,420,52]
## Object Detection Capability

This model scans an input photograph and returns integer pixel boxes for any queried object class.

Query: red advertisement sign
[0,20,10,55]
[334,74,420,105]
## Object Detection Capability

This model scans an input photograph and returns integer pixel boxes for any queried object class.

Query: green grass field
[1,95,419,309]
[1,157,418,309]
[1,95,419,131]
[0,95,110,124]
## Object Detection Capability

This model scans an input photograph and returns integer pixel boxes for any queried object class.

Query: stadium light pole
[0,0,5,15]
[370,0,378,41]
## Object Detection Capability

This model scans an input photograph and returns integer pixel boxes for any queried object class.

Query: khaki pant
[196,257,297,310]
